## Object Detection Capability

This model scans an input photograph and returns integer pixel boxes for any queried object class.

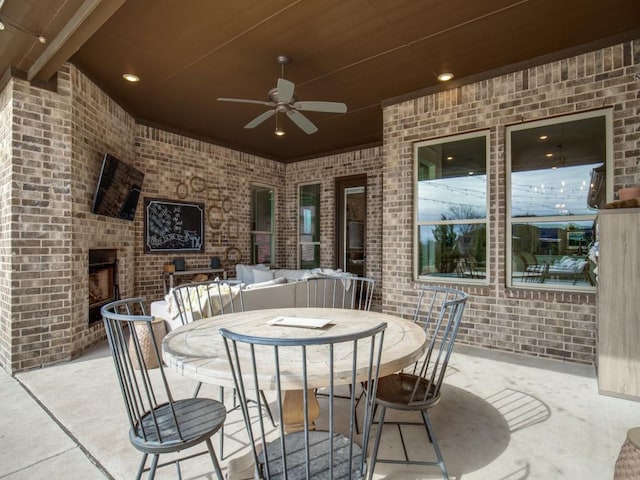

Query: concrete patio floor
[2,341,638,479]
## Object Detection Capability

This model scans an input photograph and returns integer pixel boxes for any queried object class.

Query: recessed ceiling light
[437,72,454,82]
[122,73,140,83]
[539,135,548,140]
[546,153,553,157]
[446,156,453,160]
[468,171,474,176]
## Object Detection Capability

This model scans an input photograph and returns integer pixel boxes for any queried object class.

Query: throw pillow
[235,264,252,284]
[252,268,275,283]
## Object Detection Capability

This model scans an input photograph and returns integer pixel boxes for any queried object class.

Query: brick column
[2,69,74,372]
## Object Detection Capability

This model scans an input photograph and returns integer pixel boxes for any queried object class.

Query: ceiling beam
[27,0,126,82]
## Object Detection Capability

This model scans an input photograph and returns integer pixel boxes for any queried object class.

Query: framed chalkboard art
[144,198,204,253]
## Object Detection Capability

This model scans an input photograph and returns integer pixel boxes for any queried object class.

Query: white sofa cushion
[245,276,287,290]
[273,269,312,281]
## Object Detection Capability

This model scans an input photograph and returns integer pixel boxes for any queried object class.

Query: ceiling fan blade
[245,110,275,129]
[218,97,274,107]
[287,110,318,134]
[277,78,295,103]
[293,101,347,113]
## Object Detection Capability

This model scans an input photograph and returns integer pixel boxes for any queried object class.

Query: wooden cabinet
[597,208,640,399]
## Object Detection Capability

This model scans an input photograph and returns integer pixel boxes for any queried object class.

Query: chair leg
[422,410,449,480]
[206,438,224,480]
[175,459,182,480]
[218,385,225,459]
[260,389,276,427]
[368,405,387,480]
[147,454,159,480]
[193,381,202,398]
[135,453,148,480]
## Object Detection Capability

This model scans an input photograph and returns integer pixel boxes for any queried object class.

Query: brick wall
[3,69,74,372]
[133,126,286,302]
[0,78,13,369]
[2,38,638,373]
[382,40,640,364]
[69,64,138,352]
[284,148,384,307]
[1,66,285,373]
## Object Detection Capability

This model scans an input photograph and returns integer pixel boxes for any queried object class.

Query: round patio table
[162,307,427,431]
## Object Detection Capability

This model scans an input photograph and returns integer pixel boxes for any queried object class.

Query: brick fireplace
[88,249,118,324]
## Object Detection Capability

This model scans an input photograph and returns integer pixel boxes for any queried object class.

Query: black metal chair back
[369,286,468,480]
[101,297,225,480]
[221,321,387,480]
[172,279,244,325]
[409,285,468,406]
[306,276,375,310]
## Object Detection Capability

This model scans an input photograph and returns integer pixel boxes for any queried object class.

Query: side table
[162,268,227,294]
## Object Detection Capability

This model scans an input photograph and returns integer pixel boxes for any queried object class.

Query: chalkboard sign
[144,198,204,253]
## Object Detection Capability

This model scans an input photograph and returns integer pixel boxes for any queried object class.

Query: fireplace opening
[88,249,119,324]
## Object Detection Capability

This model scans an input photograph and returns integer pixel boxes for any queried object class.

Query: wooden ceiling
[1,0,639,162]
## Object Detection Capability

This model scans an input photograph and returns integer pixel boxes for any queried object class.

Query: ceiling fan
[217,55,347,135]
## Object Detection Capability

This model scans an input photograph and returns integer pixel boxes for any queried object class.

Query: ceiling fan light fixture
[437,72,454,82]
[274,112,285,136]
[122,73,140,83]
[218,55,346,135]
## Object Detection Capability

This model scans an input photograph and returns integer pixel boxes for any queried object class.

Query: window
[414,131,489,282]
[251,185,275,265]
[506,109,612,289]
[299,183,321,269]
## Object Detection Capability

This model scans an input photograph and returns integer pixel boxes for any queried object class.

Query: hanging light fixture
[557,144,566,167]
[0,15,46,43]
[274,112,285,136]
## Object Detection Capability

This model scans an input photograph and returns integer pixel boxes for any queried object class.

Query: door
[335,175,366,276]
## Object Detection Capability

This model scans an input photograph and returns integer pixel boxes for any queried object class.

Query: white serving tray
[267,316,331,329]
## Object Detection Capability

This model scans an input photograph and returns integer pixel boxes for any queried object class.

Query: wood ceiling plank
[5,0,639,160]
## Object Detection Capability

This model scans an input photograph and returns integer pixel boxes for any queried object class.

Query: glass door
[336,176,366,276]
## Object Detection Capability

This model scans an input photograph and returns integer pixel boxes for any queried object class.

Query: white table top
[162,307,427,390]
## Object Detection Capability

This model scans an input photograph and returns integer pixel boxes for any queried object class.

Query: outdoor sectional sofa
[151,265,355,330]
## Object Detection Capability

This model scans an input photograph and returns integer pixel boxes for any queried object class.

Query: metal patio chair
[172,279,244,398]
[307,276,376,414]
[221,321,387,479]
[172,279,244,326]
[368,285,468,480]
[306,276,376,310]
[172,279,275,458]
[101,297,225,480]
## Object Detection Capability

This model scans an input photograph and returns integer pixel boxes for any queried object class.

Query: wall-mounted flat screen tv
[91,153,145,221]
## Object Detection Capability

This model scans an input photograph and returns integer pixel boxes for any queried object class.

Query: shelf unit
[597,208,640,399]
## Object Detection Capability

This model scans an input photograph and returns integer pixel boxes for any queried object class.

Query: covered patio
[3,341,638,479]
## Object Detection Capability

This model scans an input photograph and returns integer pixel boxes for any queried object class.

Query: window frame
[413,130,490,284]
[250,183,276,265]
[505,108,613,291]
[298,182,321,269]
